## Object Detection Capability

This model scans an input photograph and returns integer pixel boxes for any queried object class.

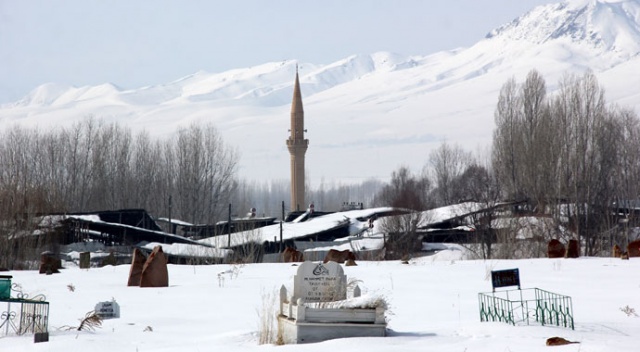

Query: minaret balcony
[286,139,309,148]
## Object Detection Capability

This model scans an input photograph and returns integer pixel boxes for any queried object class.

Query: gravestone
[293,261,346,303]
[627,239,640,257]
[127,248,147,287]
[140,246,169,288]
[39,251,61,274]
[95,300,120,319]
[565,239,579,258]
[34,332,49,343]
[547,239,565,258]
[279,261,387,344]
[79,252,91,269]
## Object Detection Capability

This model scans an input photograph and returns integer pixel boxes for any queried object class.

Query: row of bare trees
[493,70,640,255]
[0,119,238,248]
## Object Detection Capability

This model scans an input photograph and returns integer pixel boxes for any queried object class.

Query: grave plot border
[478,287,574,330]
[1,278,50,337]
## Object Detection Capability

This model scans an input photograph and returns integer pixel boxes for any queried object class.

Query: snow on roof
[37,214,101,227]
[416,202,485,227]
[141,242,231,259]
[304,236,385,252]
[198,207,394,248]
[156,217,194,226]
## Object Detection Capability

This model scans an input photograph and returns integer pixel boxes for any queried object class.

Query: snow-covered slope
[1,0,638,185]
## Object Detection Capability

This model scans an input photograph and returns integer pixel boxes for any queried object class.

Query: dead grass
[256,288,279,345]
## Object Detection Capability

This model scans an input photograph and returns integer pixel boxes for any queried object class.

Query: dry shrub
[256,289,280,345]
[60,310,103,332]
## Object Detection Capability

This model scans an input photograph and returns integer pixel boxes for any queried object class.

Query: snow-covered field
[1,249,639,351]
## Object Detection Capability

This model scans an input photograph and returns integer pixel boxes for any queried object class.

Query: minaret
[286,66,308,211]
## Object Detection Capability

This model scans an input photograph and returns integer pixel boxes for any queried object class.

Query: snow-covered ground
[1,249,639,351]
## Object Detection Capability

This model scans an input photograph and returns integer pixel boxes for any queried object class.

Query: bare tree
[373,166,433,259]
[428,142,472,206]
[173,123,238,224]
[373,166,431,211]
[492,77,523,201]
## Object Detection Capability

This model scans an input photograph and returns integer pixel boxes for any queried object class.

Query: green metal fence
[0,276,50,337]
[478,287,574,329]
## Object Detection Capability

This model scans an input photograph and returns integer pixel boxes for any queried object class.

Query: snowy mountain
[488,0,640,57]
[1,0,639,186]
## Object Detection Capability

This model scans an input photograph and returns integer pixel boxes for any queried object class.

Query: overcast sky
[0,0,555,103]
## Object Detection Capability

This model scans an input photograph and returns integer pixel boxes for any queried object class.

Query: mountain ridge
[1,0,639,185]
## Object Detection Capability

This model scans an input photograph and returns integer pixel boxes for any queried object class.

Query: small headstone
[95,300,120,319]
[79,252,91,269]
[34,332,49,343]
[293,261,346,303]
[547,239,565,258]
[100,252,117,267]
[565,239,579,258]
[39,252,61,274]
[628,239,640,257]
[613,244,623,258]
[353,284,361,298]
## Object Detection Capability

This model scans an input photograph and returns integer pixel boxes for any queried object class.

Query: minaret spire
[286,64,309,211]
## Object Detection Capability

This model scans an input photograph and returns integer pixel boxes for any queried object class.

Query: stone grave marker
[293,261,346,303]
[39,251,61,274]
[140,246,169,288]
[79,252,91,269]
[95,300,120,319]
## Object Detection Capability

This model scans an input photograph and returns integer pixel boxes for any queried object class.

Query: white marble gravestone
[279,261,387,344]
[95,300,120,319]
[293,261,346,303]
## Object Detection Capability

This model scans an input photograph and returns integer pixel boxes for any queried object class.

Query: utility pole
[168,195,172,236]
[227,203,231,248]
[280,201,284,251]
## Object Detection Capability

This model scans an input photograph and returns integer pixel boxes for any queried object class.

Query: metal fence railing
[1,276,50,337]
[478,287,574,330]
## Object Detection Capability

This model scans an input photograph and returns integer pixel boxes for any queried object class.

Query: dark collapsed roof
[49,207,405,254]
[58,209,203,246]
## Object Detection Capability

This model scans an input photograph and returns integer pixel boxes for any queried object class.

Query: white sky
[0,0,555,103]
